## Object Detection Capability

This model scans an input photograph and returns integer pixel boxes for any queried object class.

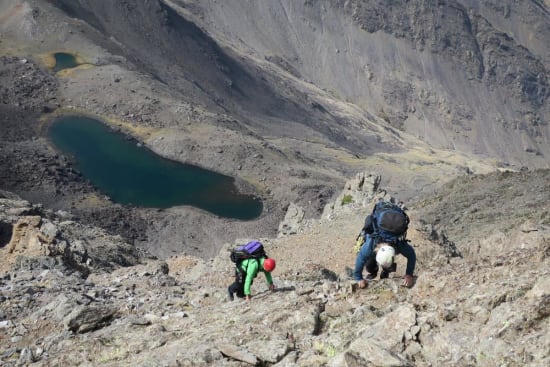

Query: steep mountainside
[43,0,550,167]
[170,0,549,167]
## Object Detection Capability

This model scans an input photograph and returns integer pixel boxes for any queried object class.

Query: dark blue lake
[48,116,263,220]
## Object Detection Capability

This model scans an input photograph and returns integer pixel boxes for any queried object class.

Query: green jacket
[239,257,273,296]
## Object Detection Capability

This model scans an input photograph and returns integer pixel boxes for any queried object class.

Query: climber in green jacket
[228,257,276,301]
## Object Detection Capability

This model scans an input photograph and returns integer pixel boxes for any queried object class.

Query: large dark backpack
[366,201,409,244]
[229,240,267,265]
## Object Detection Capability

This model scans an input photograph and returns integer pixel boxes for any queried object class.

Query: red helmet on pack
[263,258,276,272]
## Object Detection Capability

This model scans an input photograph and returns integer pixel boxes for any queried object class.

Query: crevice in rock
[0,221,13,248]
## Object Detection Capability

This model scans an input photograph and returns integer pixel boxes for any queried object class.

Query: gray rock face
[64,305,118,333]
[322,171,384,219]
[278,202,307,237]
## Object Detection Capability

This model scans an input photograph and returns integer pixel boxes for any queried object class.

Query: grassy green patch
[341,194,353,205]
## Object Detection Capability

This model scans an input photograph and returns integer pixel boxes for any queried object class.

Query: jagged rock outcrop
[0,193,143,276]
[277,202,307,237]
[278,172,384,236]
[322,171,385,220]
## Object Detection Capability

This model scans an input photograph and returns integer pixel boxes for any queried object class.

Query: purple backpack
[230,240,266,264]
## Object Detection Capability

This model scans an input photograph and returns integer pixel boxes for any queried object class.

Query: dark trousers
[365,256,379,276]
[228,269,245,298]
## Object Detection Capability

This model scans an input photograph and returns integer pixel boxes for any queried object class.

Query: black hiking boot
[227,288,234,301]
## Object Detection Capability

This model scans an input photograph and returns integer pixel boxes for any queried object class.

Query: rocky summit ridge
[1,168,549,367]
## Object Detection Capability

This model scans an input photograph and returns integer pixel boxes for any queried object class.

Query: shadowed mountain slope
[46,0,550,167]
[46,0,388,156]
[172,0,550,167]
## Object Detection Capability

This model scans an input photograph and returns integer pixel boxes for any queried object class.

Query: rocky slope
[1,168,548,366]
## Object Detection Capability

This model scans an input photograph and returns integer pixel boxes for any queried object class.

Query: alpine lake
[52,52,80,72]
[48,116,263,220]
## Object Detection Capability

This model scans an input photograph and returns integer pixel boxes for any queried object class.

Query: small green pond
[53,52,79,72]
[48,116,263,220]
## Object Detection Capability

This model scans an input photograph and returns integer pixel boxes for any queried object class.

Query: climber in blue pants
[353,234,416,289]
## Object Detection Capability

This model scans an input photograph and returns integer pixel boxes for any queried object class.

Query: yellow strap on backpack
[353,235,364,254]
